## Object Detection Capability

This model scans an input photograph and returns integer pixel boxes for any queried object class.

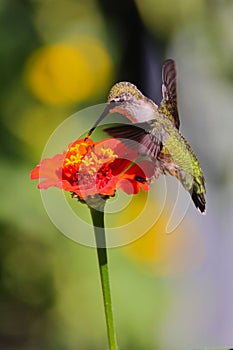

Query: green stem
[89,206,118,350]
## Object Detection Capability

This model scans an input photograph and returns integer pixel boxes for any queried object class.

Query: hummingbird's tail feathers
[169,159,206,213]
[160,59,180,129]
[189,184,206,214]
[104,123,162,159]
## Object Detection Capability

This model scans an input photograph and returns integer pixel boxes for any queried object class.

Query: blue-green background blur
[1,0,233,349]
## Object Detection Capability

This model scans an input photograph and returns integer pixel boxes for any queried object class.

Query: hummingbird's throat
[111,101,155,123]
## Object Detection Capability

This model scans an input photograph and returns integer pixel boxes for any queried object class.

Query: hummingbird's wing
[159,59,180,130]
[104,123,163,159]
[105,119,206,213]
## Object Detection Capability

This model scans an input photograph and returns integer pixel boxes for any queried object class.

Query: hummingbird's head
[107,82,144,103]
[107,81,157,123]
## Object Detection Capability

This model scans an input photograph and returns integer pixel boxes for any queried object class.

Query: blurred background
[1,0,233,349]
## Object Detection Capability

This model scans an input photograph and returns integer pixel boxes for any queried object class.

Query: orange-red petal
[30,137,155,200]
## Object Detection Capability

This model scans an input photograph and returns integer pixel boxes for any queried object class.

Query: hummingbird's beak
[84,101,120,140]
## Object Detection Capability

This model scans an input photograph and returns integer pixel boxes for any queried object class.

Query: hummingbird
[86,59,206,213]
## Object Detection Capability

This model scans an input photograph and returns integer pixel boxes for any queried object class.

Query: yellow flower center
[62,139,118,184]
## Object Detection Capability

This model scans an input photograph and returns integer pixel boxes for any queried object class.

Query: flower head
[30,138,155,203]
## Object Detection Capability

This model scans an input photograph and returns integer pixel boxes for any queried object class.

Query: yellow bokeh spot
[120,192,205,276]
[25,38,113,105]
[135,0,205,39]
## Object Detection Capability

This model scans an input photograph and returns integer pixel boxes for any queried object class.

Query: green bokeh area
[1,0,233,349]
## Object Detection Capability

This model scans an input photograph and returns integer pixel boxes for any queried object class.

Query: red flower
[30,138,155,201]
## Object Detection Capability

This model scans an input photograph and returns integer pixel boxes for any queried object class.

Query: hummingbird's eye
[109,98,119,103]
[110,96,127,103]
